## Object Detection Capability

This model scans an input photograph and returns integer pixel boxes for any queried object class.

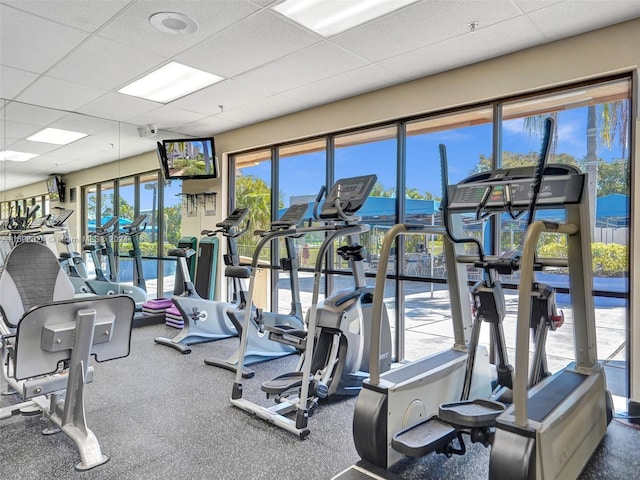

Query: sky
[240,105,629,205]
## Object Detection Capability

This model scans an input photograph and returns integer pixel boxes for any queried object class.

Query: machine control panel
[447,166,585,213]
[216,208,249,229]
[320,174,377,219]
[272,203,309,228]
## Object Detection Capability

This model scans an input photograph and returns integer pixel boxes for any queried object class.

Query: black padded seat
[168,248,195,258]
[225,266,252,278]
[0,242,75,328]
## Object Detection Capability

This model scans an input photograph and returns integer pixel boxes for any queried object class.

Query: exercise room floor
[1,322,639,480]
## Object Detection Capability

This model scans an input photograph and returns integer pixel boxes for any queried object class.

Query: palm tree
[523,100,629,232]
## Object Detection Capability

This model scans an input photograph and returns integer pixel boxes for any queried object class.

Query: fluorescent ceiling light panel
[27,127,88,145]
[0,150,39,162]
[273,0,420,37]
[118,62,224,103]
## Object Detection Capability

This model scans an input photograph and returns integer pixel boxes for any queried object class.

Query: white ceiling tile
[331,0,523,62]
[175,9,321,78]
[3,102,67,126]
[0,120,42,144]
[171,116,243,137]
[98,0,260,58]
[512,0,566,14]
[379,15,545,80]
[0,4,89,73]
[170,78,274,115]
[216,93,308,125]
[0,65,39,99]
[77,92,160,122]
[128,105,208,130]
[527,1,640,39]
[47,36,167,91]
[234,42,369,95]
[7,0,131,33]
[8,139,62,155]
[52,112,119,135]
[16,76,108,111]
[285,64,403,106]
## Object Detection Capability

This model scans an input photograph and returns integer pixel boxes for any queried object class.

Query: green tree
[597,160,629,196]
[86,193,134,222]
[370,182,395,197]
[163,204,182,249]
[235,175,273,248]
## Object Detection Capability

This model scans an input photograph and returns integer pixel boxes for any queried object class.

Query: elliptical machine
[231,174,392,438]
[204,203,309,378]
[334,118,587,480]
[153,208,251,354]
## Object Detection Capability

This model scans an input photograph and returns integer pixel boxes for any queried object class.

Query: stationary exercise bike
[83,215,148,308]
[204,203,309,378]
[153,208,251,354]
[231,175,392,438]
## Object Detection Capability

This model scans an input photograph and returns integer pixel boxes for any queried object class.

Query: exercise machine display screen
[273,203,309,228]
[320,174,377,219]
[217,208,249,229]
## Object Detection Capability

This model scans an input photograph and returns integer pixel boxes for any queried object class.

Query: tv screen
[46,175,65,202]
[159,137,218,179]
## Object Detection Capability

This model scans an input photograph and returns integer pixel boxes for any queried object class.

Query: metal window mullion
[271,147,279,311]
[326,136,335,296]
[157,172,165,296]
[396,121,407,362]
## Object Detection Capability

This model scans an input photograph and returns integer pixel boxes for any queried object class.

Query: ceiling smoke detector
[150,12,198,36]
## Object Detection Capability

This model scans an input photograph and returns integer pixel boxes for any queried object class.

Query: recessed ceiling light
[0,150,39,162]
[117,61,224,103]
[273,0,420,37]
[27,128,88,145]
[150,12,198,36]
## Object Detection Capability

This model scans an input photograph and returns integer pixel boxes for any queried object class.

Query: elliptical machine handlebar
[202,218,251,239]
[92,217,119,237]
[121,214,148,236]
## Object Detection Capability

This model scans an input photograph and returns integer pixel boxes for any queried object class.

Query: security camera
[137,125,159,137]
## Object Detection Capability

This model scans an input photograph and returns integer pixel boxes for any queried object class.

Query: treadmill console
[447,165,585,213]
[217,208,249,229]
[272,203,309,229]
[320,174,377,219]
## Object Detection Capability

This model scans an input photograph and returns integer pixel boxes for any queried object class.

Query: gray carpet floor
[1,322,639,480]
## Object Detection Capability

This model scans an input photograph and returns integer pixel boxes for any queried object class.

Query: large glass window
[500,79,631,397]
[334,126,397,278]
[277,140,327,314]
[233,149,272,309]
[82,171,180,301]
[162,179,183,296]
[229,76,632,397]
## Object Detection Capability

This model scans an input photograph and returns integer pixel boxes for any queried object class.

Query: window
[229,75,632,397]
[277,139,327,314]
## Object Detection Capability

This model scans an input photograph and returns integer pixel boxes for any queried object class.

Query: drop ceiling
[1,0,640,192]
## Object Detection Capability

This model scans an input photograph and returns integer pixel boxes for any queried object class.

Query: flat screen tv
[157,137,218,180]
[46,175,65,202]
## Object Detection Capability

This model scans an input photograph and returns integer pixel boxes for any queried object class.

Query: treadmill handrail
[369,224,448,385]
[513,220,578,428]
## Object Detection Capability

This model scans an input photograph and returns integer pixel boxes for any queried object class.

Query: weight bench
[0,242,134,471]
